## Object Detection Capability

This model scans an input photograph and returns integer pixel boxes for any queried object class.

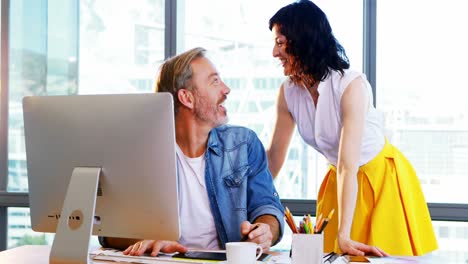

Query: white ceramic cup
[225,242,263,264]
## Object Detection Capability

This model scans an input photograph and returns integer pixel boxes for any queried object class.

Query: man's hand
[240,221,273,252]
[123,240,188,257]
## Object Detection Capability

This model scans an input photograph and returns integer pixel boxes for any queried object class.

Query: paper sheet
[90,248,213,263]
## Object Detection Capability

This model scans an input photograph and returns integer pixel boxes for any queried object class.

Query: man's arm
[244,130,285,250]
[240,214,281,252]
[100,237,187,256]
[99,237,140,250]
[254,215,281,245]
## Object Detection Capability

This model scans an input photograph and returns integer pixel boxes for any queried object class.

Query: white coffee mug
[226,242,263,264]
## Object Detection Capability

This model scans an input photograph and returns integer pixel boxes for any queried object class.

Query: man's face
[190,57,230,128]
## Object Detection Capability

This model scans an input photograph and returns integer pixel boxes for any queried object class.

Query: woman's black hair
[269,0,350,85]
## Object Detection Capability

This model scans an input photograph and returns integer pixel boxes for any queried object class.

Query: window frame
[1,0,468,251]
[1,0,11,251]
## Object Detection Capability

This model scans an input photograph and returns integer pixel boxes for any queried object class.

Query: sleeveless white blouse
[283,69,385,166]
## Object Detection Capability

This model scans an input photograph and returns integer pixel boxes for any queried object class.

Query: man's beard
[194,94,228,127]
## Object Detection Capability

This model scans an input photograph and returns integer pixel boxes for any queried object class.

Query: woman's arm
[337,77,386,256]
[266,84,296,179]
[337,77,366,246]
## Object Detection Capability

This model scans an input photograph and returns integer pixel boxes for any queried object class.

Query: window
[377,1,468,260]
[432,221,468,263]
[134,24,164,66]
[181,0,363,199]
[79,0,164,94]
[5,0,165,248]
[377,0,468,204]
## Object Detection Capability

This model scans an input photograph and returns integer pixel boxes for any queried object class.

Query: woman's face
[272,24,292,76]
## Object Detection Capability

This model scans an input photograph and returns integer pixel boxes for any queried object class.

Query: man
[100,47,284,256]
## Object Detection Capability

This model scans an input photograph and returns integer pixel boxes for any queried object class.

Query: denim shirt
[204,125,284,248]
[99,125,285,249]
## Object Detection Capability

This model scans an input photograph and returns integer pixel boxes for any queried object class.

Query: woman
[267,0,438,256]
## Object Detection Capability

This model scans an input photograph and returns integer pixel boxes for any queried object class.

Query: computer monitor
[22,93,180,264]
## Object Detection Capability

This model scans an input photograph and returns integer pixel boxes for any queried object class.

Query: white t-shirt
[176,145,220,250]
[283,69,385,166]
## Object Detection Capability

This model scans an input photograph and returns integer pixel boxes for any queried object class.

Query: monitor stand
[49,167,101,264]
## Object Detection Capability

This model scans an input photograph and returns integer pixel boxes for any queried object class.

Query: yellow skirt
[316,140,438,256]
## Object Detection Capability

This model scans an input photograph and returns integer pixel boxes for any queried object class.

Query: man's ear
[177,89,195,109]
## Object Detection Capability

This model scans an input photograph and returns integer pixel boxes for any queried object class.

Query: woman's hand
[123,240,188,257]
[338,235,388,257]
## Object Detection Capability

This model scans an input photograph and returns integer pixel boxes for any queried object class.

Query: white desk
[0,245,446,264]
[0,245,52,264]
[0,245,197,264]
[0,245,114,264]
[0,246,281,264]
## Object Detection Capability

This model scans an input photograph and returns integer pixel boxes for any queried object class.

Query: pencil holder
[291,233,323,264]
